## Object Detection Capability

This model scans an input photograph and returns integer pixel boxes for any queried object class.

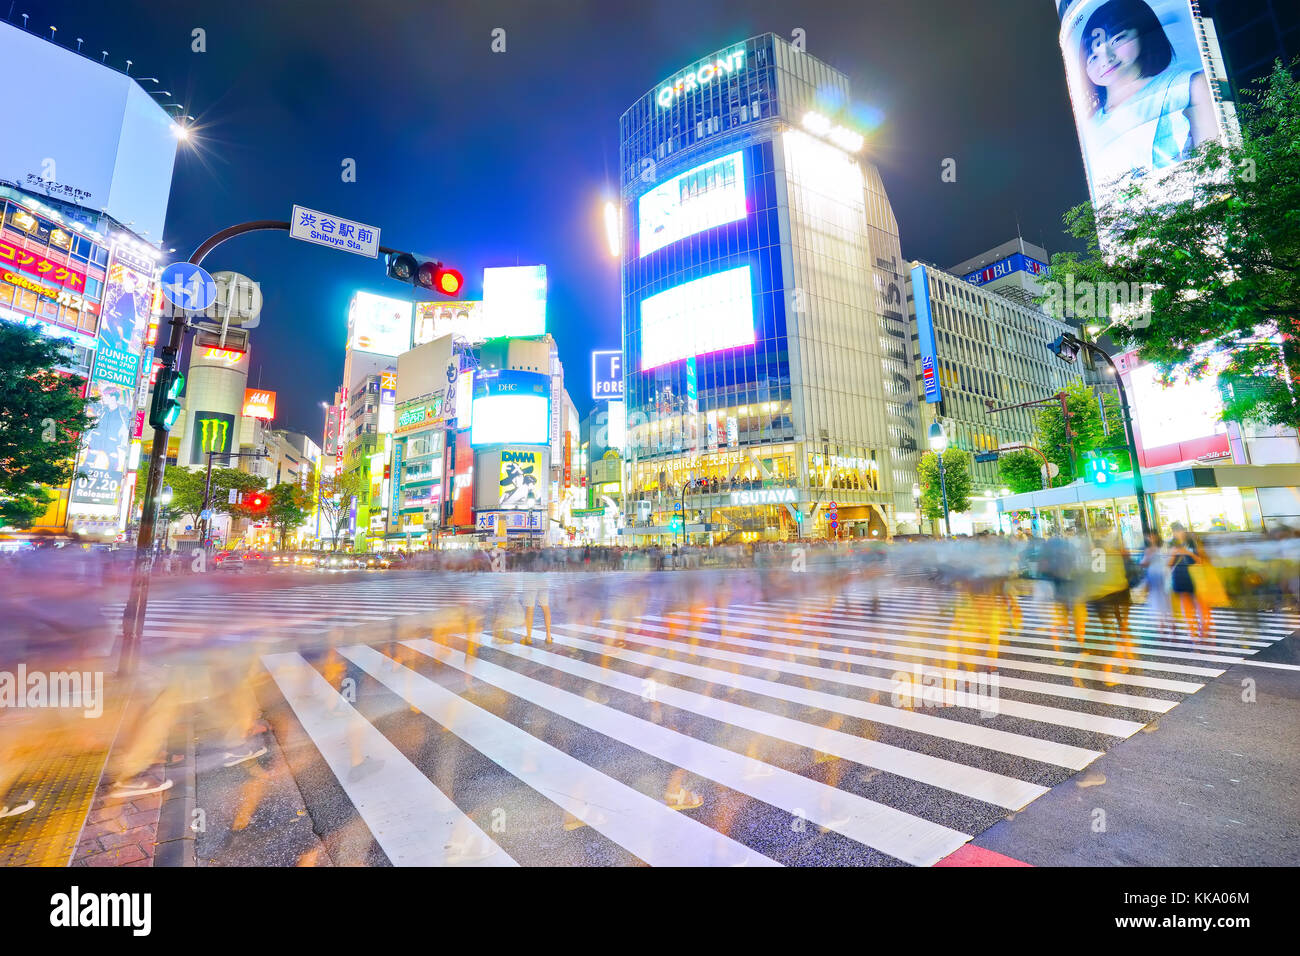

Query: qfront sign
[656,47,746,108]
[729,487,796,506]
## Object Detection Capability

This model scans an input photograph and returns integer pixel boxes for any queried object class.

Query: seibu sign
[656,47,746,108]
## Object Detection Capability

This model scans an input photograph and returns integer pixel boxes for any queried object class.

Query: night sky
[10,0,1091,438]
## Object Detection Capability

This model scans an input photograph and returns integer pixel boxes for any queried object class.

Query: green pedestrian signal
[669,517,683,533]
[1084,455,1118,485]
[149,368,185,431]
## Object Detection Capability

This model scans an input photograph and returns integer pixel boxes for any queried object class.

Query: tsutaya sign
[729,487,796,506]
[656,47,746,108]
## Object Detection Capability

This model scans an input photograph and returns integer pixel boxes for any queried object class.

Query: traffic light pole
[118,220,419,677]
[1080,343,1152,544]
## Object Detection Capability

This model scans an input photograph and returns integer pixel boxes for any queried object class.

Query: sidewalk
[955,630,1300,866]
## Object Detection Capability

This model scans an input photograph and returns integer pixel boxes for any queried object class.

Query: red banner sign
[0,238,87,291]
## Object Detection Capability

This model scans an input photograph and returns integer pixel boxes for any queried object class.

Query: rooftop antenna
[125,59,132,74]
[47,24,55,40]
[76,37,83,52]
[21,12,28,29]
[101,50,108,62]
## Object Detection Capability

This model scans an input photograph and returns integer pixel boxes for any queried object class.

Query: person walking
[1141,533,1173,636]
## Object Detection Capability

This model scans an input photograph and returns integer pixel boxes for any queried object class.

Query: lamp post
[928,422,951,538]
[1048,332,1152,543]
[912,482,921,535]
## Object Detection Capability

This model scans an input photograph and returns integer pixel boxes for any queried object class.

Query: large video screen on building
[638,150,746,258]
[640,265,755,371]
[0,26,178,239]
[470,369,550,446]
[348,291,412,356]
[482,265,546,338]
[414,300,483,346]
[1054,0,1225,207]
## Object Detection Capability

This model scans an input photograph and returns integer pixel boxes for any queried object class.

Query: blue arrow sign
[160,262,218,311]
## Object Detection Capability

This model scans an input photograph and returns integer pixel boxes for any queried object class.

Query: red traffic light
[248,493,268,511]
[415,260,463,297]
[435,266,463,296]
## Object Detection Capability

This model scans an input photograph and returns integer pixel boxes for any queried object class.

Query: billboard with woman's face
[1055,0,1225,207]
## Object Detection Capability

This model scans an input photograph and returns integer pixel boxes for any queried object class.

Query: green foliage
[134,465,265,525]
[0,323,94,528]
[998,450,1045,495]
[316,469,364,550]
[917,448,972,523]
[1040,60,1300,429]
[265,483,309,549]
[1032,379,1129,486]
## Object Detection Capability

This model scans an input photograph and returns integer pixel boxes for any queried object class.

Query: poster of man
[499,450,540,508]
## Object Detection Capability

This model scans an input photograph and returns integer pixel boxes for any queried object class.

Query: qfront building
[618,34,920,542]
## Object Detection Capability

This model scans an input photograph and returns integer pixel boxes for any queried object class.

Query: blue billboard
[911,263,943,405]
[963,252,1047,287]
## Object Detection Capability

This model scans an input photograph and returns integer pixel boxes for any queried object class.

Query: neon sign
[656,47,746,108]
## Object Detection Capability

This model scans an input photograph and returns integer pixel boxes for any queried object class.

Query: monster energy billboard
[190,411,235,463]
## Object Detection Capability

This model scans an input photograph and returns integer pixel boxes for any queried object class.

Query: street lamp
[911,482,921,534]
[1048,331,1152,542]
[928,422,951,538]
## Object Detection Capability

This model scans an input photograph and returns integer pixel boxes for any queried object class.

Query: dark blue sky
[11,0,1091,438]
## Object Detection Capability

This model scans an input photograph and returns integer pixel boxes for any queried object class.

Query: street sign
[974,452,999,463]
[290,205,380,258]
[227,488,237,504]
[160,262,217,311]
[199,509,212,521]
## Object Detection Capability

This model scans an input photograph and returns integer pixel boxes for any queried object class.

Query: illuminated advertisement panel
[451,429,474,527]
[1054,0,1225,209]
[70,243,154,510]
[323,405,341,456]
[0,25,178,238]
[499,449,542,507]
[348,290,412,356]
[1117,347,1232,468]
[481,265,546,338]
[414,300,483,345]
[394,393,446,434]
[242,388,277,420]
[190,410,236,464]
[638,150,746,258]
[639,265,754,371]
[470,369,550,447]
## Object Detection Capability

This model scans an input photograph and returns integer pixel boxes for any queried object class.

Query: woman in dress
[1076,0,1218,184]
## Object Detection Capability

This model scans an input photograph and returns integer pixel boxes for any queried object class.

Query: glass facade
[618,34,916,540]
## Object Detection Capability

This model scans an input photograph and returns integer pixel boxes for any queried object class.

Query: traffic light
[148,367,184,430]
[386,253,463,297]
[669,516,683,534]
[247,491,269,513]
[1084,455,1118,486]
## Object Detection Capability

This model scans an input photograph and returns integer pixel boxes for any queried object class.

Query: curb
[151,706,196,867]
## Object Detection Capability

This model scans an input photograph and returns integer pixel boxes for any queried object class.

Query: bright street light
[927,421,947,452]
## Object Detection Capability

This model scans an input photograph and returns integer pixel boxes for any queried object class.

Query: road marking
[261,651,515,867]
[404,638,971,867]
[337,643,777,867]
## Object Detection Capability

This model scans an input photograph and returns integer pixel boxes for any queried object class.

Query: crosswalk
[252,580,1298,866]
[99,575,577,649]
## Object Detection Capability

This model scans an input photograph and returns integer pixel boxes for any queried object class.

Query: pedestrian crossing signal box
[1084,455,1119,486]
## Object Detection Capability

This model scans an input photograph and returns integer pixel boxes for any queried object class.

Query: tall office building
[908,261,1078,533]
[618,34,919,542]
[1198,0,1300,94]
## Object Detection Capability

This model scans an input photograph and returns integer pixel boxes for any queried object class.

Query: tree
[998,449,1046,496]
[215,469,267,520]
[315,469,363,551]
[1035,380,1127,486]
[265,483,309,550]
[0,324,94,528]
[135,464,206,528]
[917,448,972,530]
[1041,60,1300,429]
